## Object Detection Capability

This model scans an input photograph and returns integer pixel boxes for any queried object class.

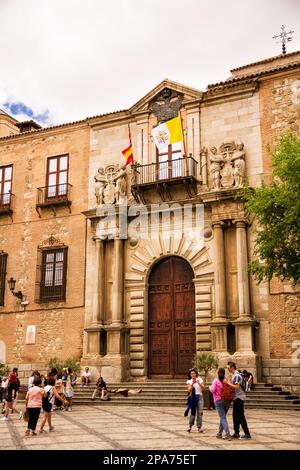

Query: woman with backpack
[209,367,232,440]
[39,376,68,433]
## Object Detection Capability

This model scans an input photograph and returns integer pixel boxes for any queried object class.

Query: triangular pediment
[130,79,203,114]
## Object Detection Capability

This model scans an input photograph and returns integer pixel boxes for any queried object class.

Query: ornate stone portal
[209,141,246,190]
[94,164,128,206]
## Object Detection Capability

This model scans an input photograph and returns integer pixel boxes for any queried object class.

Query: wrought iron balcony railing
[132,155,197,186]
[36,183,72,215]
[0,192,14,215]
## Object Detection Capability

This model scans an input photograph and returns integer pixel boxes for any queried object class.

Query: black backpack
[237,372,247,392]
[42,387,53,406]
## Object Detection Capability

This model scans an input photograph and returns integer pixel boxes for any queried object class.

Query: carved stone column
[232,219,260,380]
[102,237,129,382]
[81,236,105,377]
[92,237,105,325]
[209,221,228,353]
[111,238,124,326]
[213,222,226,320]
[235,220,251,317]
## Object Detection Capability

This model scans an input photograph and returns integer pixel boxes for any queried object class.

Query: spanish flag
[122,126,134,165]
[151,114,183,152]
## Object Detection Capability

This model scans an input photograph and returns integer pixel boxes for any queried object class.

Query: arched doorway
[148,256,196,377]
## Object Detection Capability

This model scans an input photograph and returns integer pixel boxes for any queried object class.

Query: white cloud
[0,0,299,125]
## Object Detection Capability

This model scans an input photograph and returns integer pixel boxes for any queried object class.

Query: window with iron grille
[0,251,8,306]
[36,247,68,302]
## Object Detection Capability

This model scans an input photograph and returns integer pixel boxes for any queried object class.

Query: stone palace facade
[0,51,299,391]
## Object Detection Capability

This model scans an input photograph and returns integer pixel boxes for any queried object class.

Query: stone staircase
[71,380,300,410]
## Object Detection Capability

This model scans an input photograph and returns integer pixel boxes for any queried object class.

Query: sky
[0,0,299,126]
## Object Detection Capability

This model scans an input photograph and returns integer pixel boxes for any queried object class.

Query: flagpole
[179,111,188,177]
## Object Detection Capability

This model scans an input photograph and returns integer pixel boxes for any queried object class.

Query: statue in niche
[209,141,246,190]
[231,142,246,188]
[114,165,127,205]
[209,147,223,190]
[94,167,106,205]
[149,88,184,124]
[94,164,128,205]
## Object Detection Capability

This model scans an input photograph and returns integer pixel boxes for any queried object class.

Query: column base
[209,319,229,353]
[100,354,130,382]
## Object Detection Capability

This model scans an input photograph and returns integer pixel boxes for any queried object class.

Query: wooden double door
[148,256,196,377]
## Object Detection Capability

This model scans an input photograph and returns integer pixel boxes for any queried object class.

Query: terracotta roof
[0,108,128,141]
[16,120,42,130]
[230,50,300,72]
[206,60,300,91]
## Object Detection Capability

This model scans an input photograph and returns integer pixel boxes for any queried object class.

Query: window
[0,252,8,306]
[46,155,69,200]
[37,247,68,302]
[157,143,183,180]
[0,165,13,206]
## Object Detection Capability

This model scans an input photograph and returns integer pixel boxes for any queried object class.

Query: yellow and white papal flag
[151,115,183,152]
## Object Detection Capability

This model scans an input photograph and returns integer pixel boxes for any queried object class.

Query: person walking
[39,376,67,433]
[25,377,45,436]
[1,369,23,421]
[186,368,205,433]
[225,361,251,440]
[210,368,232,440]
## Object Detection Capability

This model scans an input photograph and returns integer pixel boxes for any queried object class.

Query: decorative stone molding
[125,235,214,377]
[38,235,65,248]
[209,141,246,190]
[149,88,184,124]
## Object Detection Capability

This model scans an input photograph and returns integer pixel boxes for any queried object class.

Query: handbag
[23,408,29,422]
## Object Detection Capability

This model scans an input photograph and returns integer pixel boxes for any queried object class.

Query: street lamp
[8,277,25,301]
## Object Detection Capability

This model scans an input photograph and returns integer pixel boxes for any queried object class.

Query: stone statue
[231,142,246,188]
[94,167,106,205]
[94,164,128,205]
[209,147,224,190]
[114,165,127,205]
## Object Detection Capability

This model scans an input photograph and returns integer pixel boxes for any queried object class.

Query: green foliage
[242,131,300,284]
[46,357,81,375]
[194,352,219,381]
[0,362,9,377]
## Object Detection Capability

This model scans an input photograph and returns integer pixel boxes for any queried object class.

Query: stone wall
[0,124,89,366]
[262,359,300,394]
[258,68,300,359]
[259,71,300,178]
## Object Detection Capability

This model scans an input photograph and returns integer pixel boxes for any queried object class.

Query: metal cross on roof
[273,25,294,55]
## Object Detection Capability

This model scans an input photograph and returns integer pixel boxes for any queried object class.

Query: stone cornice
[0,119,88,145]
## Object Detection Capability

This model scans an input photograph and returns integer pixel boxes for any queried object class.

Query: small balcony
[36,183,72,216]
[131,155,198,203]
[0,192,14,218]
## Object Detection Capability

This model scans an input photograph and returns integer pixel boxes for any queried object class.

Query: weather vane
[273,25,294,55]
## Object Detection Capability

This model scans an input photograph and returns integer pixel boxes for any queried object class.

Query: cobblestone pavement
[0,405,299,450]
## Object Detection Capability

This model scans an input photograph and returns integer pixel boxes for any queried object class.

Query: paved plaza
[0,405,299,451]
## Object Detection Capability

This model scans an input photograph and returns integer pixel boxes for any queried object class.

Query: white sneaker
[19,411,23,420]
[1,417,8,421]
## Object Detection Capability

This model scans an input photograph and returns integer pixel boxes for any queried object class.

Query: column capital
[232,219,249,228]
[212,220,226,228]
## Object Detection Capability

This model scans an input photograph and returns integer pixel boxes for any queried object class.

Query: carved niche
[94,164,128,206]
[149,88,184,124]
[209,141,246,190]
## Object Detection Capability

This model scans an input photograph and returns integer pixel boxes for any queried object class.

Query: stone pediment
[130,79,203,116]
